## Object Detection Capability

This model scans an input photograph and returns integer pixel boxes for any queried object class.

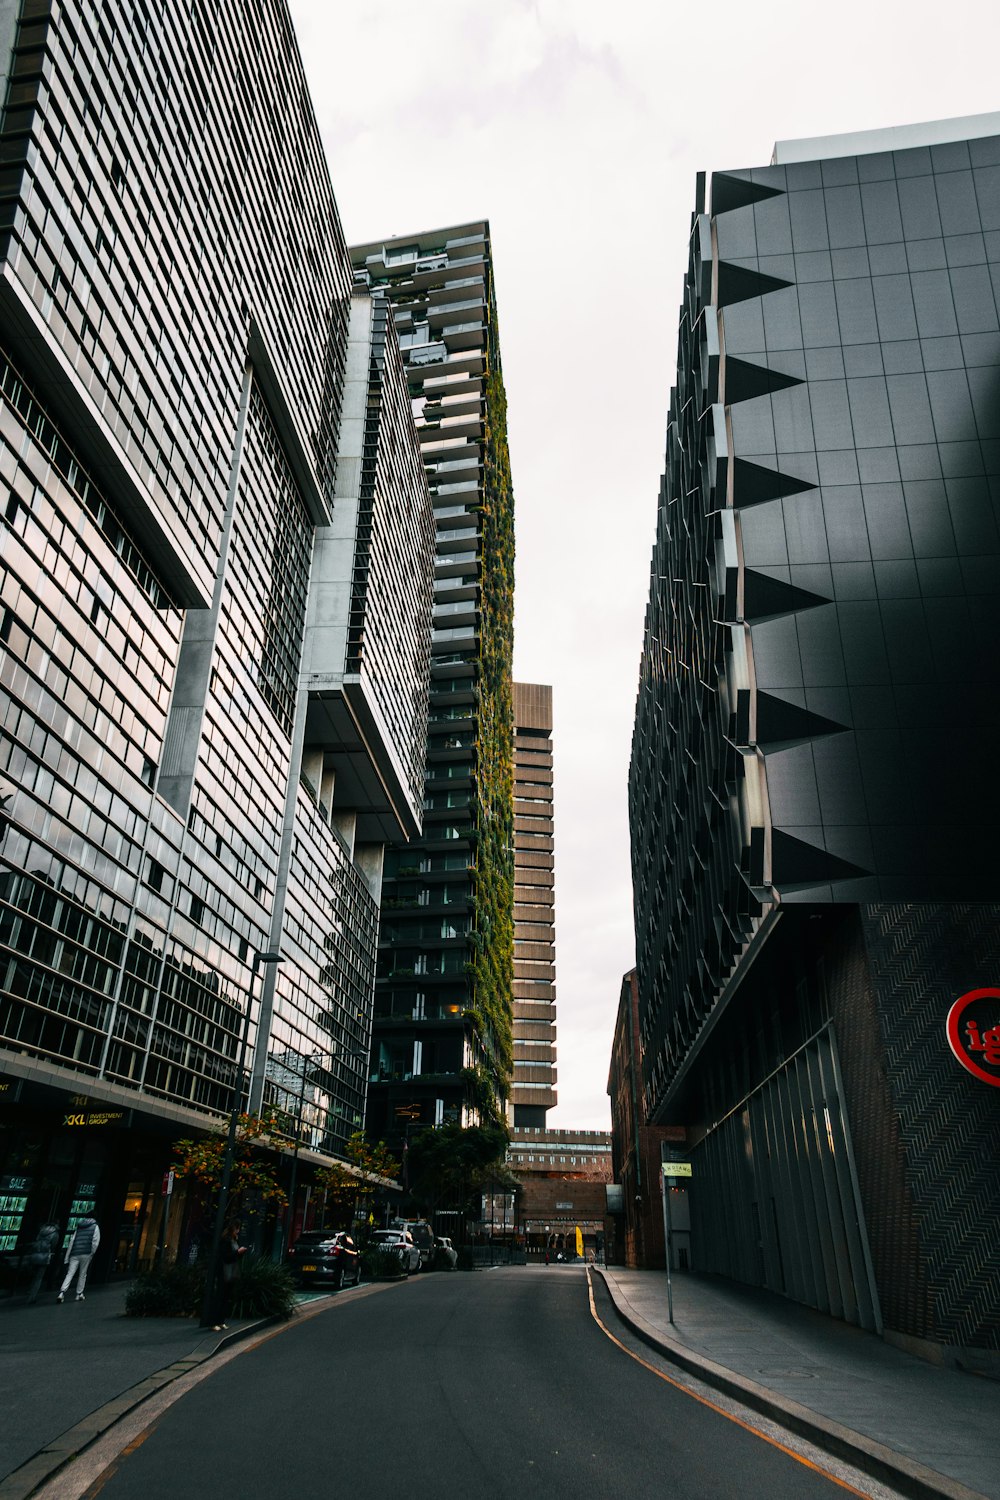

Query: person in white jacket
[57,1217,101,1302]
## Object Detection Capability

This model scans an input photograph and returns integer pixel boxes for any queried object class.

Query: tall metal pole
[660,1143,674,1326]
[199,948,281,1329]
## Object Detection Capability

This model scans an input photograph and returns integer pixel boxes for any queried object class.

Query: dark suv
[287,1231,361,1289]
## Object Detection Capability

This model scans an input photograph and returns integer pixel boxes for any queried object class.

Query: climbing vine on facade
[465,277,516,1122]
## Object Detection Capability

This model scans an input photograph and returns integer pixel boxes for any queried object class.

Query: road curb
[591,1268,988,1500]
[0,1308,303,1500]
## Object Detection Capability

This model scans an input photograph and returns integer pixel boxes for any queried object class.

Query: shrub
[361,1244,407,1281]
[124,1262,204,1318]
[125,1254,297,1321]
[228,1254,297,1320]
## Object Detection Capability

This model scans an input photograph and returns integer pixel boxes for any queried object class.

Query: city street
[71,1269,897,1500]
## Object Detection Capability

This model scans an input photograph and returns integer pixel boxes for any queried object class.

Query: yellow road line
[585,1270,871,1499]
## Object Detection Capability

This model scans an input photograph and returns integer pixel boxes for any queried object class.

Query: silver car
[434,1236,459,1271]
[371,1229,421,1274]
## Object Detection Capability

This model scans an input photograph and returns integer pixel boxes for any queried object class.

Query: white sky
[287,0,1000,1130]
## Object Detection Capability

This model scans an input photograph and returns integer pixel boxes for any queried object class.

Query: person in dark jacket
[57,1216,101,1302]
[25,1222,60,1304]
[212,1221,247,1331]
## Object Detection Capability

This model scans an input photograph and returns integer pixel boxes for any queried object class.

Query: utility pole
[660,1141,674,1326]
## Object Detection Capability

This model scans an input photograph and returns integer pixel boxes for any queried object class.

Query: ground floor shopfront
[0,1053,375,1297]
[0,1068,184,1292]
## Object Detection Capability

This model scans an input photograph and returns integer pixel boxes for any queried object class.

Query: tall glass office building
[351,224,516,1147]
[631,116,1000,1356]
[0,0,432,1274]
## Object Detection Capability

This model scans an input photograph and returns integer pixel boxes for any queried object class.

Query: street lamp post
[199,947,281,1329]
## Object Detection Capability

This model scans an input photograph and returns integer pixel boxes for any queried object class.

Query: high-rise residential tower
[511,681,557,1126]
[630,115,1000,1356]
[0,0,432,1272]
[351,225,516,1148]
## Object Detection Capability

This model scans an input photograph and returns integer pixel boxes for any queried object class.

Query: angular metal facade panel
[632,136,1000,1119]
[632,132,1000,1348]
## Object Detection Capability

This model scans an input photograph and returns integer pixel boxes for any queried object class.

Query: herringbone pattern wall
[829,915,933,1340]
[860,905,1000,1350]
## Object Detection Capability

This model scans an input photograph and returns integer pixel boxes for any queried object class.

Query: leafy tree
[172,1109,289,1229]
[405,1123,511,1234]
[314,1132,400,1231]
[347,1130,401,1184]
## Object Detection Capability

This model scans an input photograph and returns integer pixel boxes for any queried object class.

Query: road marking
[585,1269,872,1499]
[80,1429,155,1500]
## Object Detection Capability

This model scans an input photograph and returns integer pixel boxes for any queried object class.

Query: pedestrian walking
[25,1221,60,1303]
[212,1221,247,1331]
[57,1215,100,1302]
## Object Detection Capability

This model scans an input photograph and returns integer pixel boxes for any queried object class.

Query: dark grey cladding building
[0,0,432,1272]
[630,116,1000,1358]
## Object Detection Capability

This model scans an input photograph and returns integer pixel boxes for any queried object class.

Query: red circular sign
[946,989,1000,1088]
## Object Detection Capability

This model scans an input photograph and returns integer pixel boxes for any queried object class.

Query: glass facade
[0,0,433,1269]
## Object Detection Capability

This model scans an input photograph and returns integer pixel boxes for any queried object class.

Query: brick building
[507,1126,611,1255]
[607,970,685,1268]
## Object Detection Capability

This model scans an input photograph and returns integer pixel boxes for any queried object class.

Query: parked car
[287,1231,361,1289]
[433,1236,458,1271]
[371,1228,421,1274]
[392,1219,435,1267]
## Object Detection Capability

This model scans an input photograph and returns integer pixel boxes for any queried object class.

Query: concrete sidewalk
[0,1281,288,1497]
[594,1265,996,1500]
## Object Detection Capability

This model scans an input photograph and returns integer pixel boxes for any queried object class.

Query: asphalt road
[85,1267,871,1500]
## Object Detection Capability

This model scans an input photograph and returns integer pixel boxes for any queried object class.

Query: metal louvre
[690,1027,882,1332]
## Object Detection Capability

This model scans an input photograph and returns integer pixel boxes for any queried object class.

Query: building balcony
[368,1067,468,1090]
[373,1005,468,1029]
[425,274,485,303]
[433,576,479,604]
[431,627,478,656]
[427,710,476,733]
[419,348,485,381]
[435,553,480,581]
[428,302,484,336]
[429,682,477,708]
[426,451,482,484]
[422,371,483,401]
[404,341,449,369]
[417,412,481,444]
[433,523,478,550]
[440,322,484,352]
[444,233,487,256]
[432,602,477,630]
